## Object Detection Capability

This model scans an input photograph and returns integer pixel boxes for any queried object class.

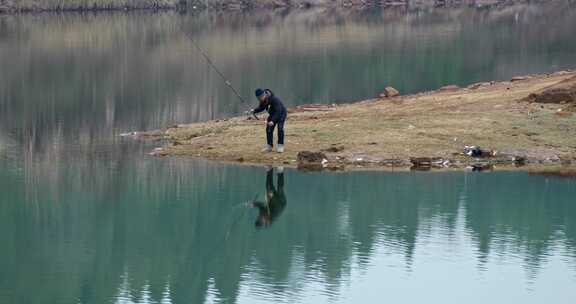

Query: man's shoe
[277,145,284,153]
[261,145,273,153]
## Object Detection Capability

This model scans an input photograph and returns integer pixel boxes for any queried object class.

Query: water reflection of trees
[1,2,575,302]
[1,161,575,303]
[1,2,576,160]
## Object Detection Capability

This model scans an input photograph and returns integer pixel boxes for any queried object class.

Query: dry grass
[0,0,181,12]
[147,71,576,169]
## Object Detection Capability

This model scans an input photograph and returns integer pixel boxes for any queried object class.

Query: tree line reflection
[0,159,575,303]
[1,2,576,162]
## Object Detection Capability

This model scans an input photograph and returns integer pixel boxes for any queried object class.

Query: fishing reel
[245,109,259,120]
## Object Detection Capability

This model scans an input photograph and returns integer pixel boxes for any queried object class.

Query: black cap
[255,88,265,98]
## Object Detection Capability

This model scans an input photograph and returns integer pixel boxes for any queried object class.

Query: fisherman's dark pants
[266,112,287,146]
[266,168,284,194]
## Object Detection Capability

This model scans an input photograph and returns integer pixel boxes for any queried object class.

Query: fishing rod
[180,25,259,120]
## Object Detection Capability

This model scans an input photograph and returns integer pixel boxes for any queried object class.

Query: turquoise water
[1,159,575,303]
[1,2,576,303]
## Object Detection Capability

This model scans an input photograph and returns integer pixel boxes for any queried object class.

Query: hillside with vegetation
[0,0,531,13]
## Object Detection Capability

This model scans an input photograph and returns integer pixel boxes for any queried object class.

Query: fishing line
[179,23,248,105]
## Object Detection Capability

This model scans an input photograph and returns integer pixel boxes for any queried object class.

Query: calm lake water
[1,2,576,303]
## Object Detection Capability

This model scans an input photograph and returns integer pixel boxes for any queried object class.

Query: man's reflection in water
[252,167,287,228]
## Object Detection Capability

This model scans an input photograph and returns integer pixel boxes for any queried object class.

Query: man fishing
[248,88,287,153]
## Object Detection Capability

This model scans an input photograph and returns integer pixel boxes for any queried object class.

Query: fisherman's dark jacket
[253,89,287,122]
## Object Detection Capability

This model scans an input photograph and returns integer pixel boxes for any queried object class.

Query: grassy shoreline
[133,70,576,172]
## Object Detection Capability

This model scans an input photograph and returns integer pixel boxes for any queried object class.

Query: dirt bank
[133,70,576,171]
